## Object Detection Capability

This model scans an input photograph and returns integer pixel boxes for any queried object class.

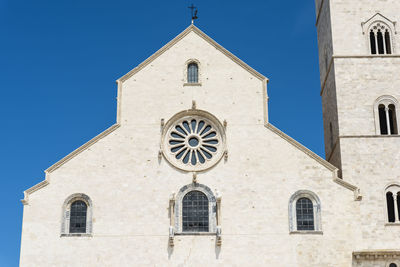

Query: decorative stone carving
[161,109,226,172]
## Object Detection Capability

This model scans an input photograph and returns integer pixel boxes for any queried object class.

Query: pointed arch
[362,13,396,55]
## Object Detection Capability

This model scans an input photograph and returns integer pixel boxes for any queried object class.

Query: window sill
[175,232,216,236]
[385,223,400,226]
[289,231,323,235]
[60,233,92,237]
[183,83,202,86]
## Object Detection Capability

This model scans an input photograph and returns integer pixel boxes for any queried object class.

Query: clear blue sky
[0,0,323,265]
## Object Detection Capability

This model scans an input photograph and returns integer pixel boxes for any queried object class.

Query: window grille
[187,63,199,83]
[182,190,209,232]
[69,200,87,233]
[296,198,315,231]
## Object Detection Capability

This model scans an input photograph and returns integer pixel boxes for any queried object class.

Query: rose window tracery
[162,110,226,172]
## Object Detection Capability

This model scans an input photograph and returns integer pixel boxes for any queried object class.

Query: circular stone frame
[161,109,226,172]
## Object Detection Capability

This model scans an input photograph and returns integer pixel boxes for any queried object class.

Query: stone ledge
[175,232,216,236]
[60,233,92,238]
[289,231,323,235]
[183,82,202,86]
[385,223,400,226]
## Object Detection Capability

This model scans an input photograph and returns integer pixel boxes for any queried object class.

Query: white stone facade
[19,1,400,265]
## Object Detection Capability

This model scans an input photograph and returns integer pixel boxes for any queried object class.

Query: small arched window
[61,193,93,236]
[369,22,392,55]
[182,190,209,232]
[375,96,399,135]
[187,62,199,83]
[69,200,87,233]
[389,263,398,267]
[385,185,400,224]
[289,190,322,233]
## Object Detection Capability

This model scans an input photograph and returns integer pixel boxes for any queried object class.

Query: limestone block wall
[20,122,360,266]
[329,0,400,55]
[333,57,400,137]
[340,137,400,249]
[316,0,334,83]
[321,67,340,167]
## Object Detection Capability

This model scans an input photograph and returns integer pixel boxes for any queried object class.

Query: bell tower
[314,0,400,182]
[314,1,400,256]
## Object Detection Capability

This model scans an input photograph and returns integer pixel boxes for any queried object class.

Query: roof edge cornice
[21,124,121,205]
[265,123,361,200]
[46,124,120,173]
[117,24,268,83]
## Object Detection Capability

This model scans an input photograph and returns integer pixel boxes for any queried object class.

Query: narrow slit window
[69,200,87,233]
[377,30,385,54]
[379,104,388,135]
[187,63,199,83]
[385,30,392,54]
[386,192,395,223]
[296,198,314,231]
[370,31,377,54]
[182,190,209,232]
[329,122,334,149]
[389,104,398,134]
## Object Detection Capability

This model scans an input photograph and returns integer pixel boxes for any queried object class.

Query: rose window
[162,110,226,172]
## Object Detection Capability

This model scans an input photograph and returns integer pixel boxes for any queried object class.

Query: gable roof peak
[117,24,268,83]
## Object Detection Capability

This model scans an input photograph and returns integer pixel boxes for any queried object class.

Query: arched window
[187,62,199,83]
[374,96,399,135]
[387,192,395,223]
[182,190,209,232]
[69,200,87,233]
[385,185,400,224]
[369,22,392,55]
[61,193,93,236]
[174,183,217,234]
[389,263,398,267]
[289,190,322,232]
[296,198,314,230]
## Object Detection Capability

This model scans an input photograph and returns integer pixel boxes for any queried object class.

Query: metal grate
[187,63,198,83]
[296,197,314,231]
[182,190,209,232]
[69,200,87,233]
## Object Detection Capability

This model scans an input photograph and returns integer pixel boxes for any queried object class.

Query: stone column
[394,193,399,223]
[215,190,222,246]
[386,107,392,135]
[169,193,175,246]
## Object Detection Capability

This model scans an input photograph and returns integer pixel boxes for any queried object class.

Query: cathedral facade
[19,1,400,266]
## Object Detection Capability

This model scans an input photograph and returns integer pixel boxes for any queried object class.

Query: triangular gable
[361,13,397,34]
[118,24,268,83]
